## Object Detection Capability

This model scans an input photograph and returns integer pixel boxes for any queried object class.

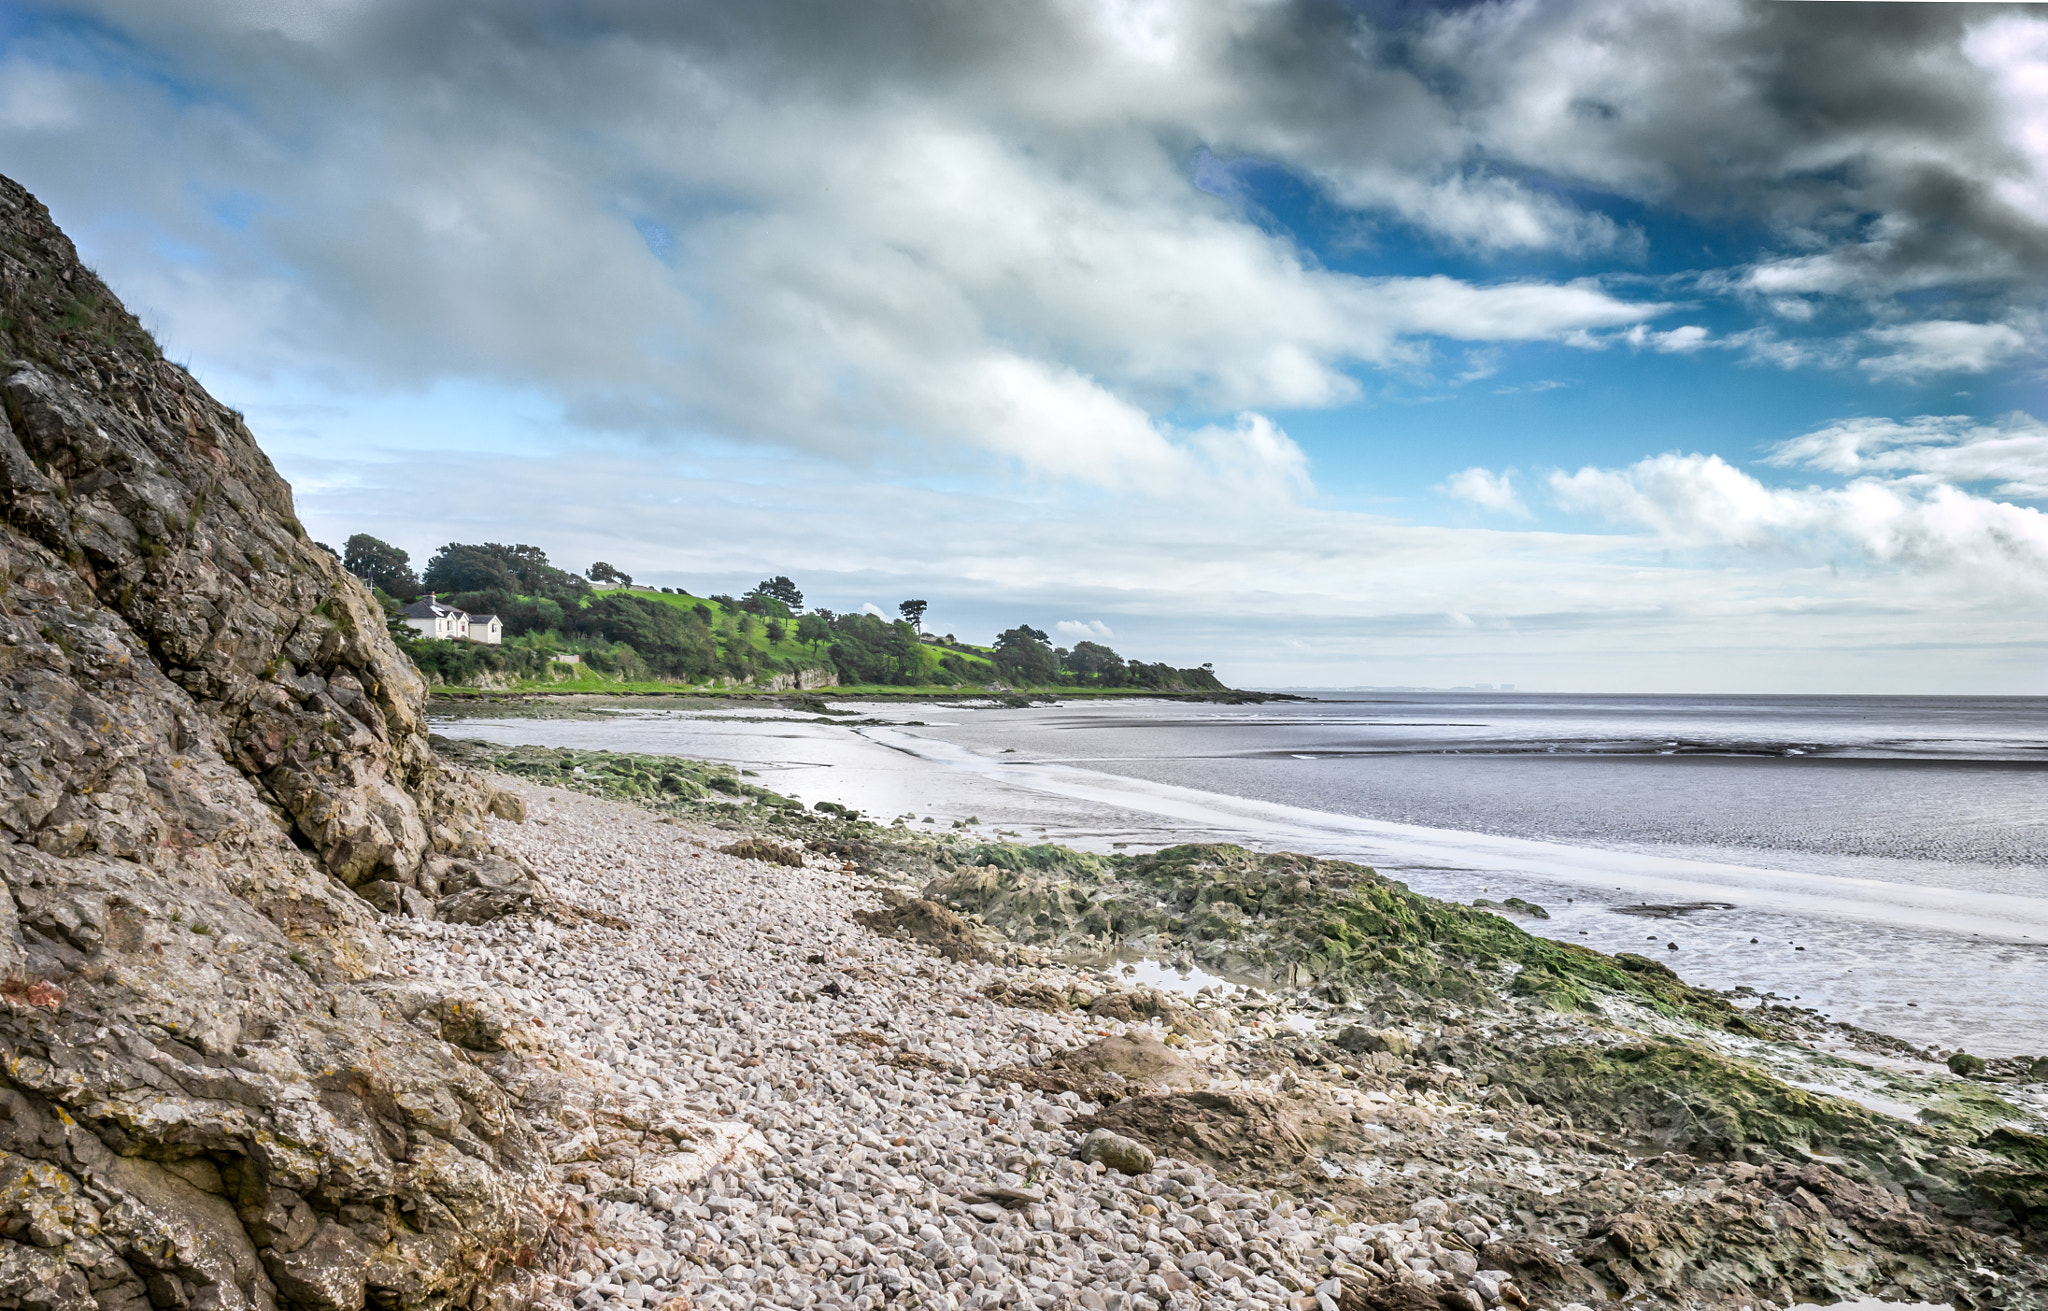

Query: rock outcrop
[0,175,561,1307]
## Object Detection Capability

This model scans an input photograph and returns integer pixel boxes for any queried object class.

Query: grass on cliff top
[0,228,165,366]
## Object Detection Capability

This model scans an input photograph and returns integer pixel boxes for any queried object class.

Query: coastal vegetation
[344,535,1229,695]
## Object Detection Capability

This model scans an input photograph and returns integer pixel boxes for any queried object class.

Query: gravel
[387,782,1536,1311]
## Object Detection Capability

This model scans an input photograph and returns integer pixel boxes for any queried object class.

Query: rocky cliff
[0,175,566,1309]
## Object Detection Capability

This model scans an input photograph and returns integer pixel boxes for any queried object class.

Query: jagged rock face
[0,202,520,895]
[0,176,557,1307]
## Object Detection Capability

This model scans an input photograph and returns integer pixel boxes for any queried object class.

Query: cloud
[1439,467,1529,517]
[1549,447,2048,586]
[0,0,1683,497]
[1054,619,1115,642]
[274,431,2048,694]
[1622,324,1710,354]
[1427,0,2048,299]
[11,0,2048,692]
[1768,413,2048,500]
[9,0,2040,507]
[1857,319,2032,381]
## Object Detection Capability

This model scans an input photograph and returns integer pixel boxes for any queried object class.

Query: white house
[399,594,502,645]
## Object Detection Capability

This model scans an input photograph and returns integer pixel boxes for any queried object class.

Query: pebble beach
[391,781,1542,1311]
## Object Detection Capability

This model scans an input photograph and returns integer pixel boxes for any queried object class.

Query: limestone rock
[1336,1026,1414,1059]
[1077,1129,1155,1175]
[0,174,564,1308]
[853,888,993,961]
[1087,985,1211,1038]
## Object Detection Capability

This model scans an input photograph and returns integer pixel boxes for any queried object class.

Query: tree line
[340,534,1223,692]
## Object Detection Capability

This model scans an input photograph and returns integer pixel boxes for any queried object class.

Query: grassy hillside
[624,587,1000,678]
[357,538,1231,697]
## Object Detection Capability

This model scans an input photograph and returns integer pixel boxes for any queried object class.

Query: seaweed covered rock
[925,842,1747,1025]
[431,739,803,821]
[853,888,994,961]
[0,175,565,1307]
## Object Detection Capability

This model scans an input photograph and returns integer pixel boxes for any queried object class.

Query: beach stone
[1949,1052,1988,1077]
[488,789,529,822]
[1079,1129,1156,1175]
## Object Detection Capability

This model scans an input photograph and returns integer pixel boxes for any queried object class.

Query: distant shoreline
[428,686,1309,709]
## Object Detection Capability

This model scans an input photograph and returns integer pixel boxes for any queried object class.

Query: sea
[435,692,2048,1059]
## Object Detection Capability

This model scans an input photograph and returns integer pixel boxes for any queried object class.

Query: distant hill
[341,540,1229,695]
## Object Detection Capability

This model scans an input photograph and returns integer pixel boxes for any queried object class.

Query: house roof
[468,614,500,623]
[399,596,466,620]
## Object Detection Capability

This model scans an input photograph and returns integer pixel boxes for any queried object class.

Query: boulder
[1078,1129,1156,1175]
[1087,986,1211,1038]
[1336,1025,1414,1059]
[987,1034,1209,1104]
[853,888,993,961]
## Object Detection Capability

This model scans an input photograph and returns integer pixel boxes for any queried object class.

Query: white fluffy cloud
[1439,467,1529,517]
[1547,416,2048,586]
[1769,413,2048,499]
[10,0,2041,499]
[0,0,1686,498]
[275,429,2048,693]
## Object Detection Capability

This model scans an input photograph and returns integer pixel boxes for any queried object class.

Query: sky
[2,0,2046,692]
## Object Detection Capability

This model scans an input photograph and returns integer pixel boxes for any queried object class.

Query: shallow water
[437,692,2048,1056]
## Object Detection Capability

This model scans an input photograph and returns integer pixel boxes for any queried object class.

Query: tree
[580,593,715,680]
[797,612,831,652]
[588,561,620,585]
[423,542,591,599]
[752,576,803,609]
[344,534,419,600]
[992,625,1057,685]
[898,599,928,632]
[1064,640,1126,686]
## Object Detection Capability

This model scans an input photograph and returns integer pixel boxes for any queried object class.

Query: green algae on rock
[924,841,1761,1031]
